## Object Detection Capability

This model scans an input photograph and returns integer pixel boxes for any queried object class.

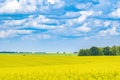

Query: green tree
[57,52,59,54]
[63,52,66,54]
[111,46,117,55]
[90,46,100,56]
[98,48,104,55]
[103,46,111,55]
[86,49,91,56]
[78,49,87,56]
[78,45,120,56]
[116,46,120,55]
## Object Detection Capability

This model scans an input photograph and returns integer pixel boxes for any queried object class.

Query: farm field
[0,54,120,80]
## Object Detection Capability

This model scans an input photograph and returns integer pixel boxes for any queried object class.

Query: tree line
[78,45,120,56]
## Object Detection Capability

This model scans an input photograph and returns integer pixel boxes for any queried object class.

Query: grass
[0,53,120,80]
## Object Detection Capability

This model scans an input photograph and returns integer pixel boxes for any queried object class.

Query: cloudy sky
[0,0,120,52]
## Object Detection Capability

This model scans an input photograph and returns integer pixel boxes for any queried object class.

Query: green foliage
[78,49,87,56]
[103,46,111,55]
[116,46,120,55]
[111,46,117,55]
[78,45,120,56]
[90,46,100,56]
[86,49,91,56]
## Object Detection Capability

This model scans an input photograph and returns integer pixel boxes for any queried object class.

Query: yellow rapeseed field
[0,54,120,80]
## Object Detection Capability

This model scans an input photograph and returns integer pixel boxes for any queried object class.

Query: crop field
[0,54,120,80]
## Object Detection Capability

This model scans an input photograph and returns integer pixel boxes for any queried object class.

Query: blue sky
[0,0,120,52]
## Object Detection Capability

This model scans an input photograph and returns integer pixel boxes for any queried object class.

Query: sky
[0,0,120,52]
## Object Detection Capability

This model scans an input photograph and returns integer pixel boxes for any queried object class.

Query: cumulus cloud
[78,10,94,22]
[0,0,37,14]
[0,0,65,14]
[66,10,94,27]
[99,22,120,36]
[64,11,80,19]
[47,0,56,4]
[75,3,92,10]
[3,19,26,27]
[103,21,111,27]
[109,8,120,18]
[99,27,119,36]
[0,0,120,40]
[76,23,91,32]
[22,34,51,40]
[0,30,32,38]
[0,0,20,13]
[23,15,58,29]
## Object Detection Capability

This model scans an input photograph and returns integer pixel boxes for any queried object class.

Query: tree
[116,46,120,55]
[85,49,91,56]
[90,46,100,56]
[111,46,117,55]
[63,52,66,54]
[57,52,59,54]
[103,46,111,55]
[99,47,104,55]
[78,45,120,56]
[78,49,87,56]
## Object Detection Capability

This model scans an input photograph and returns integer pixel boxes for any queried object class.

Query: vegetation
[78,45,120,56]
[0,55,120,80]
[0,45,120,79]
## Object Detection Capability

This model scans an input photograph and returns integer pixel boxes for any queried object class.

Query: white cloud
[0,0,37,14]
[38,34,51,39]
[36,15,56,24]
[47,0,56,4]
[64,11,80,18]
[24,16,57,29]
[1,14,59,30]
[77,11,94,23]
[0,0,20,13]
[99,27,118,36]
[0,30,32,38]
[0,0,120,40]
[75,3,92,10]
[0,0,64,14]
[4,19,26,27]
[66,11,94,27]
[76,23,91,32]
[47,0,65,9]
[94,20,102,27]
[99,22,119,36]
[22,34,51,40]
[0,30,14,38]
[19,0,37,13]
[103,21,111,27]
[94,20,111,27]
[16,30,33,34]
[109,8,120,18]
[52,0,65,9]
